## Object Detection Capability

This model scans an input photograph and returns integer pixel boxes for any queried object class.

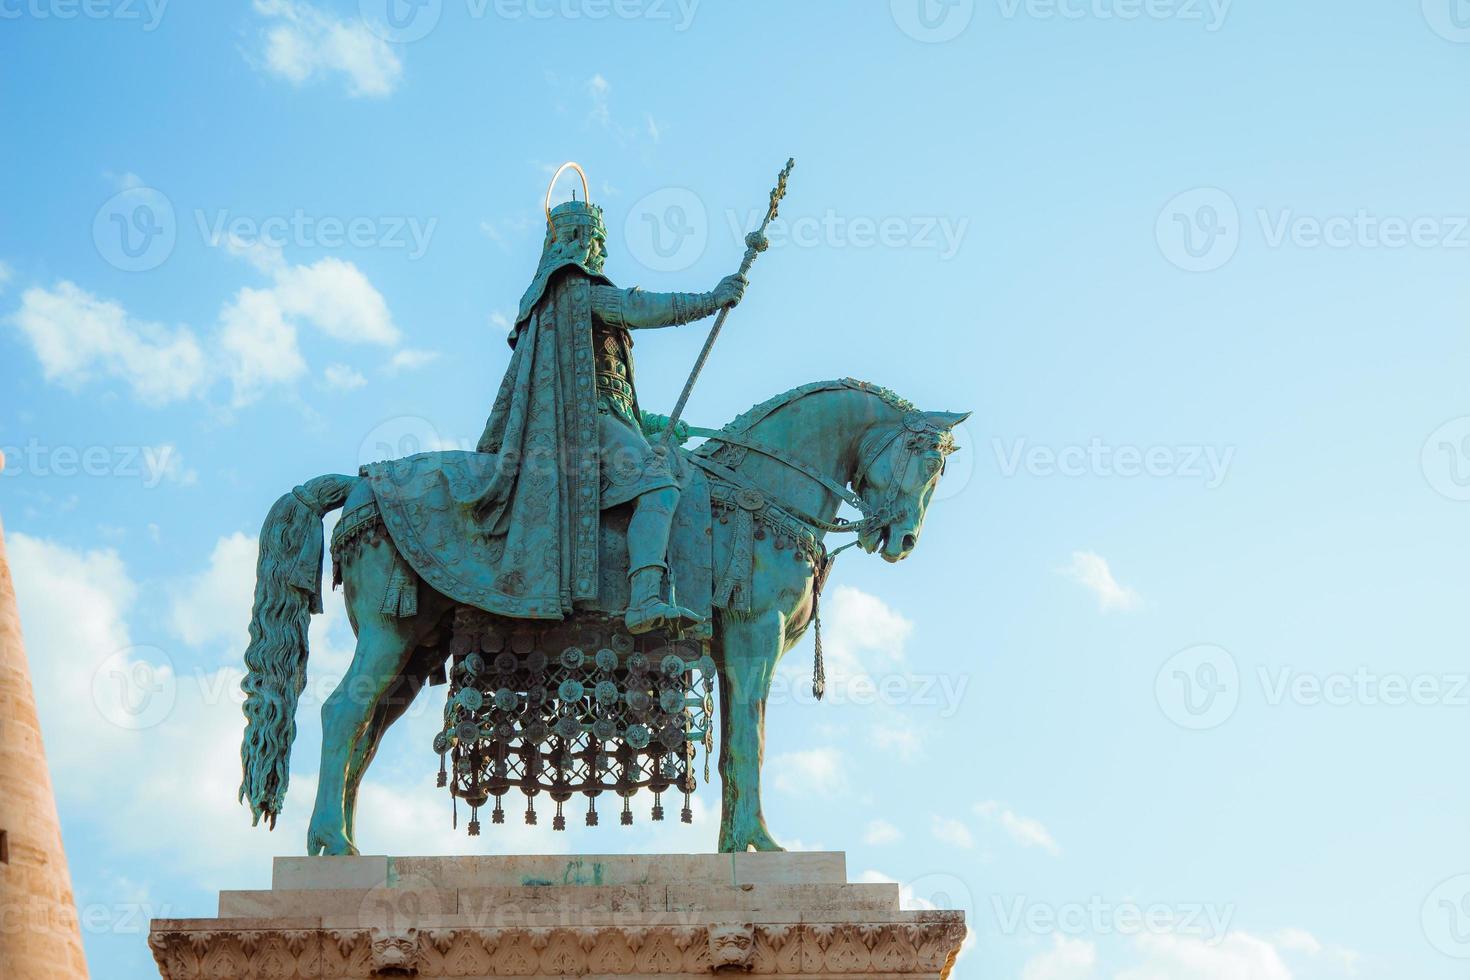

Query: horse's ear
[925,410,971,430]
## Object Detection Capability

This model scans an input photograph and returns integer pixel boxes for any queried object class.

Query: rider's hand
[712,274,747,310]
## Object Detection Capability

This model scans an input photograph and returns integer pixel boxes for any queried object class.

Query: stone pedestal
[148,852,965,978]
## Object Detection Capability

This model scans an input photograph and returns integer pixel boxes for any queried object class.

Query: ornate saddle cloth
[335,449,714,634]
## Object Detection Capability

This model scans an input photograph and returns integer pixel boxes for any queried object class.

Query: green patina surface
[235,162,968,857]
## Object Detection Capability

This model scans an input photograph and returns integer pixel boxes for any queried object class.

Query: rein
[691,427,906,537]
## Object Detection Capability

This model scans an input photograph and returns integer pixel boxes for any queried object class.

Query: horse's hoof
[306,824,359,857]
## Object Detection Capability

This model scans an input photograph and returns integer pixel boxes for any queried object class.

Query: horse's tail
[239,473,357,829]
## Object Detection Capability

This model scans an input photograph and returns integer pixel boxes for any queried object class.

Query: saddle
[330,449,719,835]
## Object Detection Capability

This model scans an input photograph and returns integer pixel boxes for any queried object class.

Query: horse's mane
[693,378,916,457]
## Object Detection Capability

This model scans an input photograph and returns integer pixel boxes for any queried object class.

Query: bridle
[690,411,950,542]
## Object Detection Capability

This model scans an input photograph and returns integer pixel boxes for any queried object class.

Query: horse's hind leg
[307,620,417,856]
[342,672,421,843]
[716,610,787,853]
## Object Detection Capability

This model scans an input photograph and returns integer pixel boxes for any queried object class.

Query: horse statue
[237,378,966,856]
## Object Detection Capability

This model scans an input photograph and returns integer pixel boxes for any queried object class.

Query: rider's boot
[624,486,704,635]
[625,562,704,635]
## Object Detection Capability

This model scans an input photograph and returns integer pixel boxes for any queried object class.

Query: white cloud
[770,747,845,797]
[323,363,367,391]
[386,348,441,373]
[1116,931,1292,980]
[870,722,922,760]
[7,282,208,405]
[143,444,198,487]
[168,532,258,652]
[645,113,661,142]
[489,311,513,332]
[931,814,975,849]
[863,819,902,845]
[1060,550,1140,613]
[791,585,912,682]
[218,285,308,406]
[1022,935,1097,980]
[0,259,13,292]
[250,0,402,98]
[975,800,1061,856]
[586,73,612,127]
[13,250,400,408]
[271,257,399,346]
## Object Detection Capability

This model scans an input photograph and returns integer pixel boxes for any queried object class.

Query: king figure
[471,164,746,634]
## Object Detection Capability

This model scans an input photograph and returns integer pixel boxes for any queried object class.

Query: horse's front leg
[716,609,786,853]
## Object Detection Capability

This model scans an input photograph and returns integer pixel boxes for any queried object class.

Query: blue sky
[3,1,1469,977]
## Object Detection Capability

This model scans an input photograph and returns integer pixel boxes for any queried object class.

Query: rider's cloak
[465,262,614,618]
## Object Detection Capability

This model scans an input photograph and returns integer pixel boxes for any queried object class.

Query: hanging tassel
[525,797,538,825]
[492,797,505,825]
[811,549,838,701]
[586,797,599,826]
[681,792,693,824]
[469,808,480,837]
[553,800,566,831]
[652,791,664,822]
[621,797,633,826]
[437,752,447,788]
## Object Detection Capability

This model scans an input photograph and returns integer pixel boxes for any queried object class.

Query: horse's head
[854,410,969,562]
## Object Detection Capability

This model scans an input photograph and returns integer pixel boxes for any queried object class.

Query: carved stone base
[149,852,965,978]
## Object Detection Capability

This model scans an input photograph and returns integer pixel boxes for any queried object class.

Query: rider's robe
[469,265,612,618]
